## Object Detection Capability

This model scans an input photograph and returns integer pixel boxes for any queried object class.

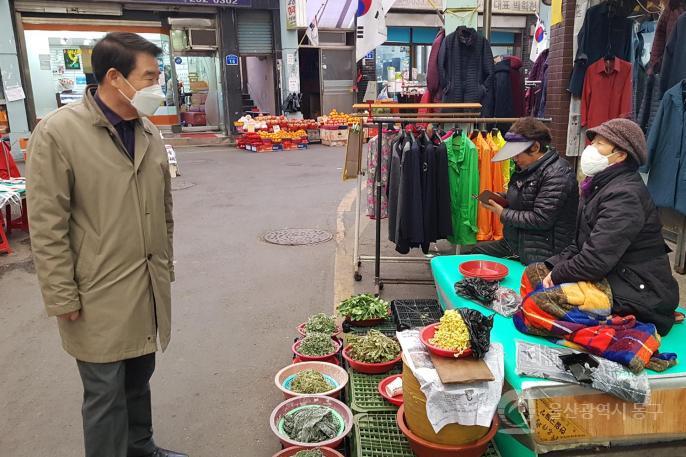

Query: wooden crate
[320,128,349,143]
[521,380,686,454]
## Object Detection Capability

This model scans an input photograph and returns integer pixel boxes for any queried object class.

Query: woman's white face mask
[119,77,165,117]
[580,145,619,176]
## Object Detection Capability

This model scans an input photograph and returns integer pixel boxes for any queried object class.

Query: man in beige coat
[27,32,186,457]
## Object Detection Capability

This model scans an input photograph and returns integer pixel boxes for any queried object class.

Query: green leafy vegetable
[283,406,340,443]
[304,313,338,335]
[337,294,389,321]
[298,333,336,356]
[290,370,335,394]
[347,329,401,363]
[294,450,324,457]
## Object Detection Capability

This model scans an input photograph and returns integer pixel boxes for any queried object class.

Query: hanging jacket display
[439,26,495,116]
[493,59,514,132]
[486,133,505,241]
[649,3,685,72]
[426,29,446,103]
[646,81,686,215]
[505,56,525,117]
[471,132,493,241]
[660,12,686,96]
[367,132,400,219]
[634,20,656,120]
[444,133,479,246]
[388,132,454,254]
[581,57,633,129]
[526,49,549,116]
[569,2,633,97]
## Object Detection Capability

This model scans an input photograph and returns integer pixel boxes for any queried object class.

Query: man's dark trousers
[76,353,156,457]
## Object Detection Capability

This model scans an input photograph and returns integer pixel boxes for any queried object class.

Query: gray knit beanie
[586,118,647,166]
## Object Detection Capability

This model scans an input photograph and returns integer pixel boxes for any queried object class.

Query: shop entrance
[298,48,321,119]
[240,55,277,115]
[171,53,221,131]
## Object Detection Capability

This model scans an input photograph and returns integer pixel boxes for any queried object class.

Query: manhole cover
[263,228,333,246]
[171,180,195,191]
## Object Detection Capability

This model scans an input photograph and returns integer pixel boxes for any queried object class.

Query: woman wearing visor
[475,117,579,265]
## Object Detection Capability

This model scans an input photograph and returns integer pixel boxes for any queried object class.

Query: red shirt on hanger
[581,57,633,130]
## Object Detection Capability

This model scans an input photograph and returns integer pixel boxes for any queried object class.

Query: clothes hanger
[491,127,499,136]
[453,127,463,138]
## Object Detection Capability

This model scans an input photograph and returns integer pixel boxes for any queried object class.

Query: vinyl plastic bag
[458,308,494,359]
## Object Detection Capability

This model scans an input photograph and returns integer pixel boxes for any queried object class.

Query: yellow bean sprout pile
[429,310,471,353]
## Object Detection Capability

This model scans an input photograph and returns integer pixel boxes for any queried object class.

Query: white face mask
[580,145,618,177]
[119,77,165,117]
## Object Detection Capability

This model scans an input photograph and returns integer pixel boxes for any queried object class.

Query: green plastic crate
[347,368,401,413]
[344,317,398,337]
[354,411,415,457]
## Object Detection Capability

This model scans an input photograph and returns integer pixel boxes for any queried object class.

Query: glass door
[172,53,221,131]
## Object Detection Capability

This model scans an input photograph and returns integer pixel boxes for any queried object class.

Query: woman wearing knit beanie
[541,118,679,335]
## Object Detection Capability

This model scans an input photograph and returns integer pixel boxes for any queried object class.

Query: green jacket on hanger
[445,133,479,245]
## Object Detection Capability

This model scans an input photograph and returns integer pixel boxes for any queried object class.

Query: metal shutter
[237,10,273,55]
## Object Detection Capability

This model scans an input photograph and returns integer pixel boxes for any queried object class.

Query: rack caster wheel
[379,282,384,290]
[354,272,362,282]
[357,261,362,267]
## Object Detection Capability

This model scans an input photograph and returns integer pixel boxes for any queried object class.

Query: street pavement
[0,144,354,457]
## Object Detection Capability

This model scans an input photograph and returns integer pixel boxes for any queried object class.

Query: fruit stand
[318,111,361,147]
[234,115,317,152]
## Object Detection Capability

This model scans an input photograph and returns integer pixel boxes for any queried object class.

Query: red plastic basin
[342,346,401,374]
[419,323,473,359]
[292,338,341,362]
[459,260,509,281]
[297,322,343,338]
[273,447,344,457]
[378,374,404,406]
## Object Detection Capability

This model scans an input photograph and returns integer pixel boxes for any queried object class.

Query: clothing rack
[351,102,549,294]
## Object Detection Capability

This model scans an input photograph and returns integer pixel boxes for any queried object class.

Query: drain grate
[263,228,333,246]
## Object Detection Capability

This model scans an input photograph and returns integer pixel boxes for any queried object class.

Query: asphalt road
[0,144,354,457]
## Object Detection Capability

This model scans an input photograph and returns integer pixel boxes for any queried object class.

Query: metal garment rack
[350,102,531,294]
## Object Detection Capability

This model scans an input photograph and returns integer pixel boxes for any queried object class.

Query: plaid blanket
[513,263,677,373]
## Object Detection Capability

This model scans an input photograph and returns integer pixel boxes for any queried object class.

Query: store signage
[445,0,538,14]
[286,0,297,29]
[225,54,239,66]
[365,52,374,60]
[123,0,252,6]
[477,0,538,14]
[175,57,183,64]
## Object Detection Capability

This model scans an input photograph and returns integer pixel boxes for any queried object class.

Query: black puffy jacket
[546,163,679,335]
[501,149,578,265]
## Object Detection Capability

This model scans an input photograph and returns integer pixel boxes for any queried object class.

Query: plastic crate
[354,411,415,457]
[347,368,401,413]
[343,317,398,338]
[391,299,444,331]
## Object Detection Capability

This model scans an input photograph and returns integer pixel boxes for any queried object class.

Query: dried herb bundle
[298,333,336,356]
[290,370,335,394]
[337,294,389,321]
[304,313,338,335]
[283,406,340,443]
[294,450,324,457]
[347,329,401,363]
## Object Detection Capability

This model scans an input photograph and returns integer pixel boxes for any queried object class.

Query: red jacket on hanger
[581,57,633,130]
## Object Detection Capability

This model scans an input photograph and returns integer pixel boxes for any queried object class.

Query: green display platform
[431,254,686,392]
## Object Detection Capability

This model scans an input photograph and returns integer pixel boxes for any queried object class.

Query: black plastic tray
[391,299,444,331]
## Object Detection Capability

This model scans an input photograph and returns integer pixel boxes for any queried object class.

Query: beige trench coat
[26,87,174,363]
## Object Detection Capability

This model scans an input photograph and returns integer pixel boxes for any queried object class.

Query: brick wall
[545,0,576,155]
